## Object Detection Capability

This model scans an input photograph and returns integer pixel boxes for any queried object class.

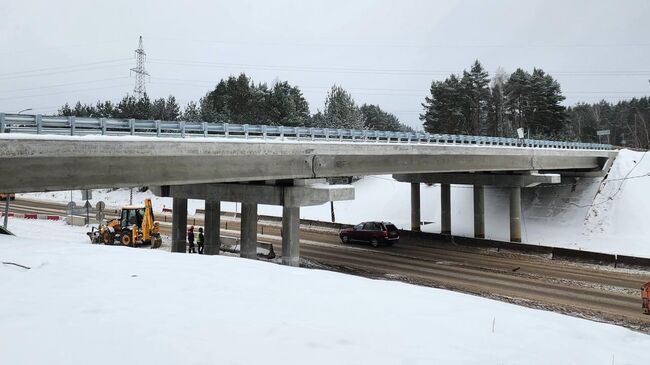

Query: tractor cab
[119,205,146,229]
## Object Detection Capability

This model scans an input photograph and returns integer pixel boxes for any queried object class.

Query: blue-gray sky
[1,0,649,129]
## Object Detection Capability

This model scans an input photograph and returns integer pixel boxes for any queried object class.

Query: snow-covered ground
[1,217,649,364]
[20,149,650,258]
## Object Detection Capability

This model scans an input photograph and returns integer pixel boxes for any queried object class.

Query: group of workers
[186,226,204,254]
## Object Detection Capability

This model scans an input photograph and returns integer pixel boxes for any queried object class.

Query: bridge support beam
[240,203,258,259]
[204,200,221,255]
[157,181,354,264]
[509,187,522,242]
[410,183,421,232]
[282,206,300,266]
[171,197,187,253]
[473,185,485,239]
[440,183,451,235]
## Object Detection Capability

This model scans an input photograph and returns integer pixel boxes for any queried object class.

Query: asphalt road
[7,197,650,332]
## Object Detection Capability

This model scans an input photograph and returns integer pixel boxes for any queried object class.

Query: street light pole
[17,108,33,114]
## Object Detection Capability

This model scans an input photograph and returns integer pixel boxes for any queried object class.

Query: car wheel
[341,235,349,244]
[370,238,379,248]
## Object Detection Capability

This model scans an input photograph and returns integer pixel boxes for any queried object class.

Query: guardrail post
[351,129,355,142]
[338,129,343,142]
[156,120,161,137]
[244,124,249,139]
[69,116,76,136]
[223,123,229,138]
[36,114,42,134]
[100,118,107,135]
[180,121,186,138]
[310,127,315,141]
[324,128,329,140]
[202,122,208,137]
[0,113,4,134]
[295,128,300,140]
[129,118,135,135]
[279,126,284,139]
[262,125,267,140]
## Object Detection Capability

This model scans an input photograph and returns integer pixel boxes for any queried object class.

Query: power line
[0,58,131,77]
[0,84,132,101]
[0,62,132,81]
[0,76,130,94]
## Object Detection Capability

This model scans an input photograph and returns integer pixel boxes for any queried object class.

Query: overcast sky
[1,0,648,129]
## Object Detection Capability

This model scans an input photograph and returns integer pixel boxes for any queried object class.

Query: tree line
[58,65,649,147]
[58,73,412,132]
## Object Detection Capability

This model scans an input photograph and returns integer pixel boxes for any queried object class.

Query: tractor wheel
[120,230,133,246]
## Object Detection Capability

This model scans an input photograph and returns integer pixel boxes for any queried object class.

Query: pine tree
[321,85,363,129]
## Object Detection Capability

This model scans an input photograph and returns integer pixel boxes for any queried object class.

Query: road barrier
[0,113,612,150]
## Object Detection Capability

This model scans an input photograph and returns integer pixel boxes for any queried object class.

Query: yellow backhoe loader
[88,198,162,249]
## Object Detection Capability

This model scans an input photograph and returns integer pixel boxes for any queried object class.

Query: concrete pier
[281,206,300,267]
[509,187,522,242]
[440,183,451,235]
[171,197,187,253]
[473,185,485,239]
[240,203,258,259]
[410,182,421,232]
[204,200,221,255]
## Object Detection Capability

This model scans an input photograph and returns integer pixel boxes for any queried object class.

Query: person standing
[197,227,205,254]
[187,226,196,253]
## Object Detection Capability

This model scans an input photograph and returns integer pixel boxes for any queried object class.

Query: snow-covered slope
[1,217,648,365]
[20,149,650,258]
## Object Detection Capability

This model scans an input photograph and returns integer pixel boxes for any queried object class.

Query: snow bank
[0,218,648,364]
[20,149,650,258]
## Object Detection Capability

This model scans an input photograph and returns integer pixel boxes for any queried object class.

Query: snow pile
[20,149,650,258]
[1,218,648,364]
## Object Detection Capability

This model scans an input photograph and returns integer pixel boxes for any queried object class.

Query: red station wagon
[339,221,400,247]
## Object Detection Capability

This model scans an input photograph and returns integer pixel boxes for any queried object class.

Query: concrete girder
[0,137,615,193]
[393,172,561,187]
[153,183,354,207]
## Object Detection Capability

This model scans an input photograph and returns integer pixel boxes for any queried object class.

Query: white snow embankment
[0,218,648,364]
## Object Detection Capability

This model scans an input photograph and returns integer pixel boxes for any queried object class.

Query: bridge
[0,113,617,266]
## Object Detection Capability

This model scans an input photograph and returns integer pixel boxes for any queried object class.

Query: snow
[1,217,648,364]
[19,149,650,258]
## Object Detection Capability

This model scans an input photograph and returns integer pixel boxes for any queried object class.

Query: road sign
[95,211,105,222]
[84,200,92,209]
[81,190,92,200]
[95,201,105,211]
[597,130,610,136]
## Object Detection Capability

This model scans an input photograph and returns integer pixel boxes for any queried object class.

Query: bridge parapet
[0,113,612,151]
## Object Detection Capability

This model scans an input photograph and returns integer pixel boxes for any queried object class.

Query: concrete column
[509,187,522,243]
[204,200,221,255]
[171,197,187,253]
[240,203,258,259]
[282,206,300,267]
[410,182,421,232]
[473,185,485,239]
[440,183,451,235]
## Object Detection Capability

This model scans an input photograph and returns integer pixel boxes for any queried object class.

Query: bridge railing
[0,113,612,150]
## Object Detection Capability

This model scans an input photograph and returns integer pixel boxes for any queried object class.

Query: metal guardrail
[0,113,612,150]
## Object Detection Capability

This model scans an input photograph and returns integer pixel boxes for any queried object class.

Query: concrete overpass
[0,114,618,266]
